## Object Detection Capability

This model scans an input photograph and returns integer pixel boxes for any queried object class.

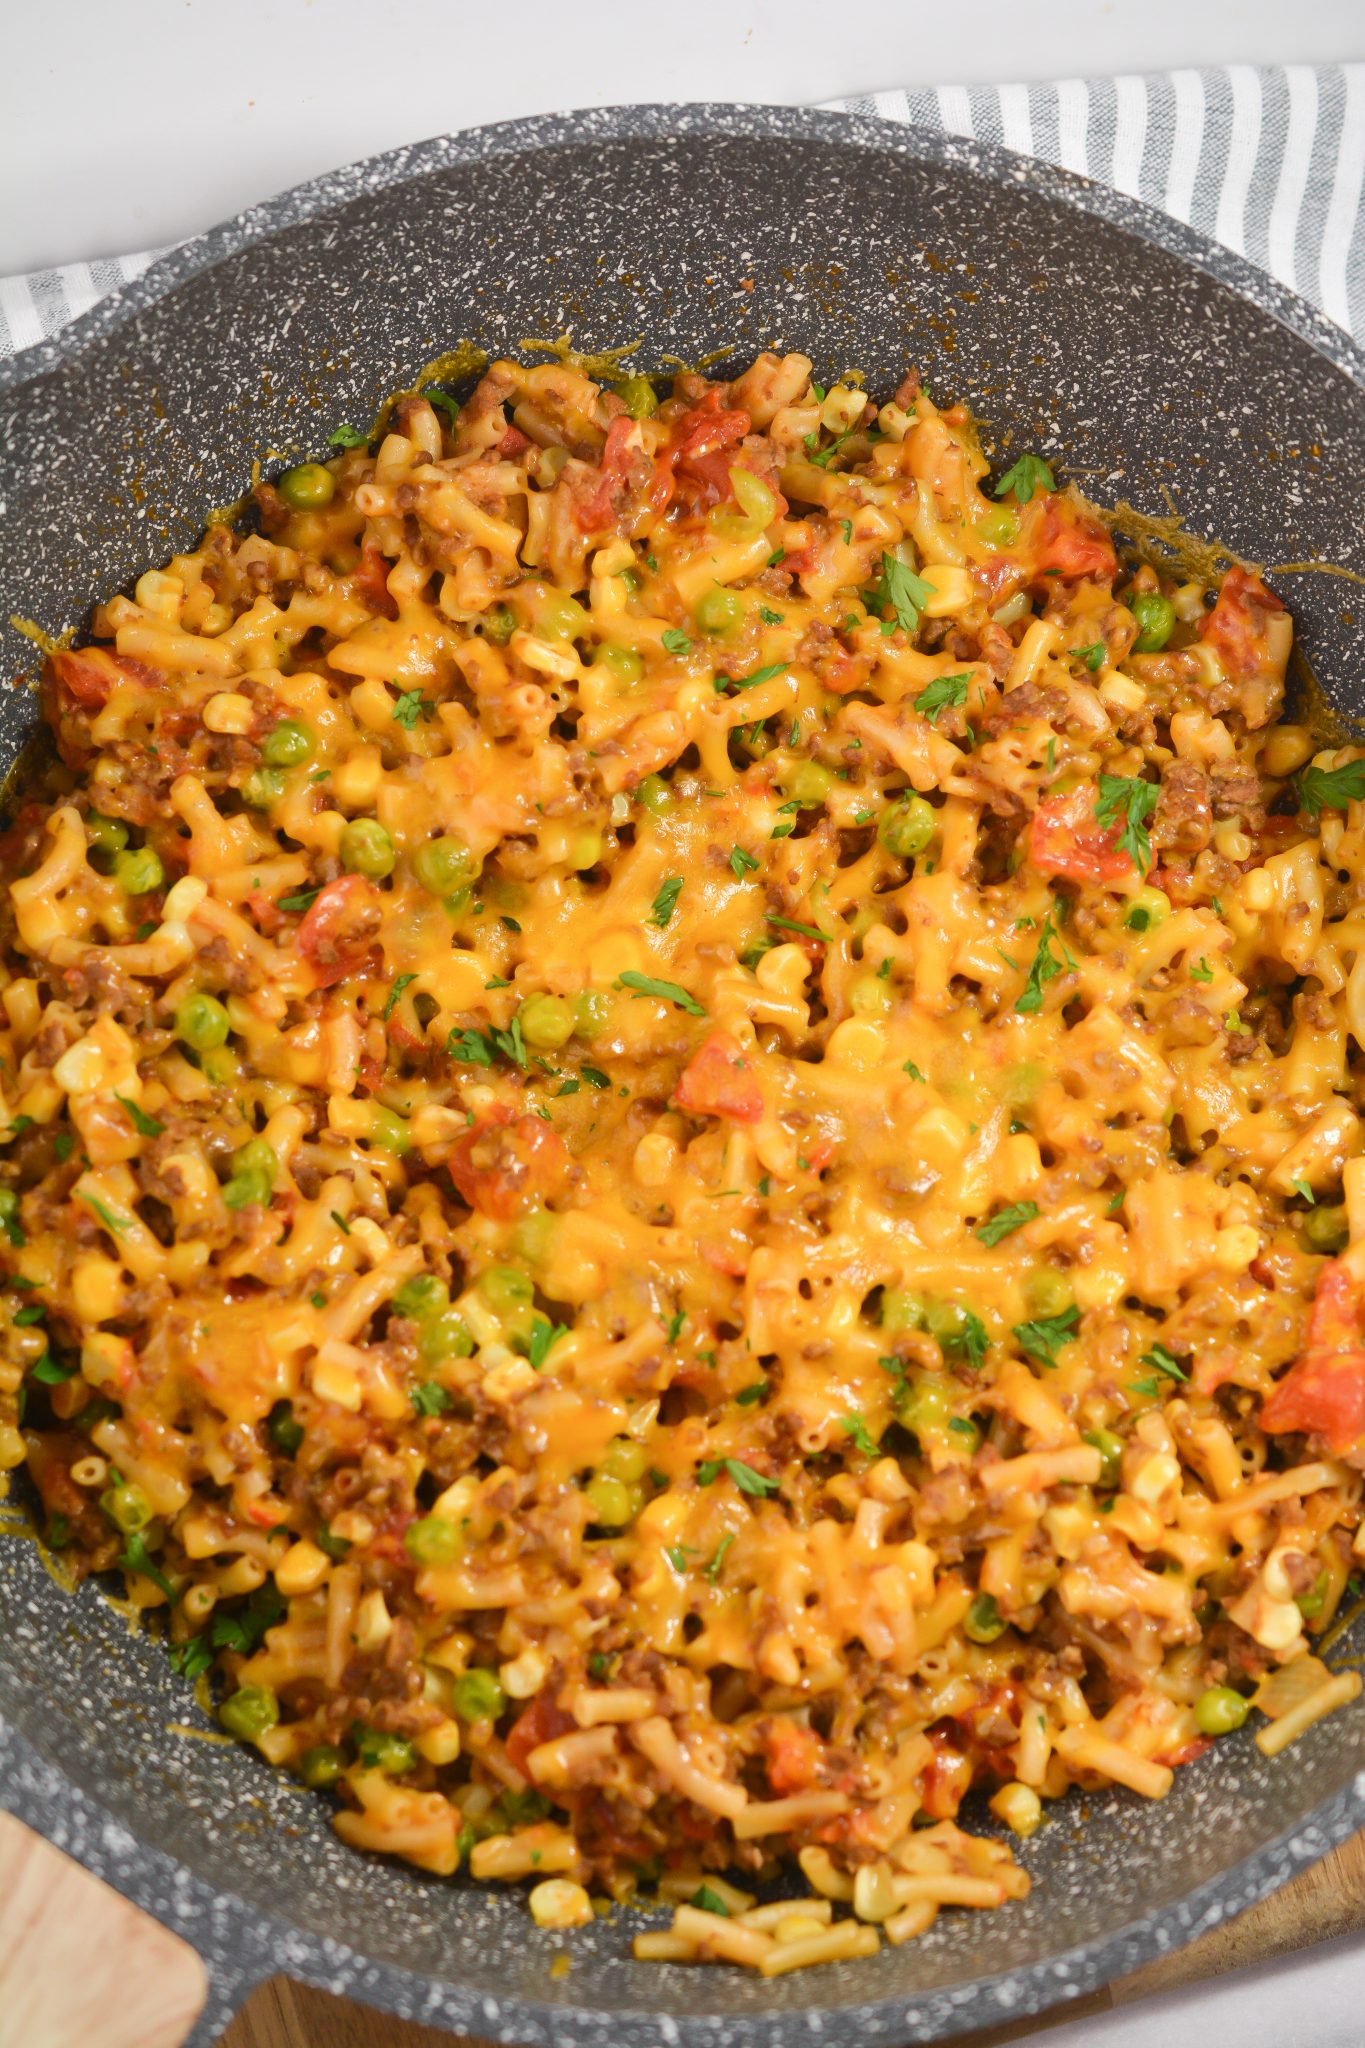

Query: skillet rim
[2,97,1364,2048]
[1,100,1362,401]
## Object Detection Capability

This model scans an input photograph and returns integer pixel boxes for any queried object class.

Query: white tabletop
[7,2,1365,2041]
[2,0,1362,273]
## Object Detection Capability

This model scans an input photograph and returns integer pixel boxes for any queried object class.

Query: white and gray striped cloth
[1,63,1362,364]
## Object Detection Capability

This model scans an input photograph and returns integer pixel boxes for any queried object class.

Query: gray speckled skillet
[1,102,1364,2048]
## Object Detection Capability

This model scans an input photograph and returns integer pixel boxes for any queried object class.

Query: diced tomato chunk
[448,1107,570,1220]
[504,1693,575,1775]
[499,424,530,457]
[575,414,641,532]
[1261,1259,1365,1454]
[1028,787,1134,886]
[352,542,398,619]
[648,390,753,517]
[49,646,161,709]
[1029,495,1117,585]
[762,1716,825,1795]
[1198,565,1287,677]
[295,876,382,987]
[674,1031,763,1123]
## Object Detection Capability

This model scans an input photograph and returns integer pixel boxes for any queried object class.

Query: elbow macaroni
[2,348,1362,1976]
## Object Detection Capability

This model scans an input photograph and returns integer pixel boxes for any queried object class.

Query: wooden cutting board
[4,1813,1363,2048]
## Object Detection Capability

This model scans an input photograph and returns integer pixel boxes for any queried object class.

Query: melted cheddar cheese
[2,348,1363,1966]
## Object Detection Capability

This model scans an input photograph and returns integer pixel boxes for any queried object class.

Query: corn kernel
[918,565,976,617]
[416,1719,462,1766]
[134,569,184,620]
[633,1133,676,1187]
[329,1509,375,1545]
[853,1863,898,1923]
[331,746,382,807]
[1213,1224,1260,1273]
[71,1256,126,1323]
[353,1588,393,1652]
[274,1539,331,1596]
[311,1353,362,1411]
[0,1422,26,1470]
[202,690,255,735]
[990,1781,1043,1838]
[529,1879,593,1930]
[1262,725,1315,777]
[824,1018,885,1070]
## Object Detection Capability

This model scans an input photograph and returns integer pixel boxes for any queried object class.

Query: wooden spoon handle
[0,1811,207,2048]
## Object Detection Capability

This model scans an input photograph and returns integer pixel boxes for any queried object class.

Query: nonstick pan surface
[1,102,1364,2048]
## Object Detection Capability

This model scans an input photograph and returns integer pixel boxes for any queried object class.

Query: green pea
[262,721,315,768]
[1124,886,1171,933]
[1296,1569,1329,1619]
[1302,1204,1350,1254]
[634,774,672,814]
[496,1786,551,1828]
[482,605,517,645]
[585,1473,635,1527]
[1193,1685,1250,1736]
[223,1166,272,1211]
[878,795,936,858]
[574,991,611,1037]
[880,1288,926,1332]
[419,1309,474,1363]
[113,846,166,896]
[340,818,395,879]
[278,463,335,511]
[538,590,589,642]
[902,1372,953,1438]
[413,835,475,895]
[299,1743,344,1788]
[599,644,644,685]
[452,1668,506,1723]
[694,586,743,635]
[976,505,1020,548]
[220,1686,280,1740]
[1129,592,1176,653]
[234,1137,279,1185]
[965,1593,1006,1644]
[101,1482,152,1535]
[355,1726,416,1775]
[175,993,230,1052]
[1024,1268,1073,1319]
[513,1207,555,1262]
[786,760,836,807]
[519,993,575,1050]
[405,1515,463,1567]
[614,375,658,420]
[241,768,285,811]
[923,1300,972,1354]
[393,1275,449,1321]
[1082,1427,1123,1489]
[86,811,129,854]
[849,975,892,1016]
[601,1437,648,1484]
[479,1266,533,1313]
[369,1106,411,1155]
[1002,1061,1043,1110]
[268,1401,304,1454]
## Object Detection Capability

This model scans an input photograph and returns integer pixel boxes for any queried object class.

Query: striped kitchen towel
[1,63,1361,363]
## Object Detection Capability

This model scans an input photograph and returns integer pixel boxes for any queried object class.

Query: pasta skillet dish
[2,349,1363,1974]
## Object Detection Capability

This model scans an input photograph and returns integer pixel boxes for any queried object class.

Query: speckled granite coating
[0,103,1363,2048]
